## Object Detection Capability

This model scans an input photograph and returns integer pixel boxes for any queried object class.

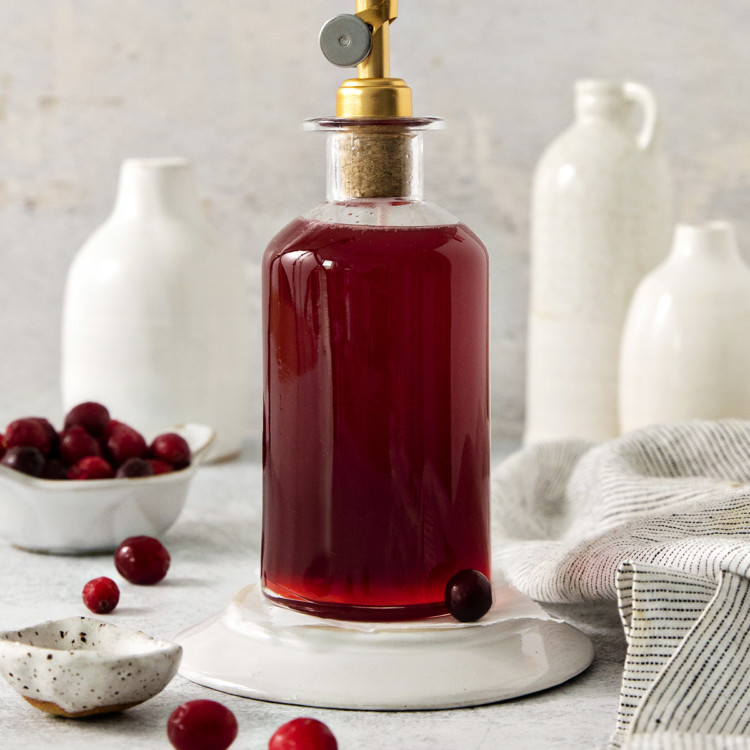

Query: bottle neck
[574,81,633,124]
[326,129,424,202]
[111,158,201,220]
[669,222,744,266]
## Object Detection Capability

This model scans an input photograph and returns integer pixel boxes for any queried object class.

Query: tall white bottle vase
[61,158,251,461]
[619,221,750,432]
[525,80,672,444]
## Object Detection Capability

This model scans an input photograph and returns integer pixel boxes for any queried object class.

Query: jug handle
[623,82,660,151]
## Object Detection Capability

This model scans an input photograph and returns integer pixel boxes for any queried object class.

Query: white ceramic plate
[0,423,214,554]
[176,576,594,710]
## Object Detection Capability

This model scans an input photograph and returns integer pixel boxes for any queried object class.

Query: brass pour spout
[336,0,412,118]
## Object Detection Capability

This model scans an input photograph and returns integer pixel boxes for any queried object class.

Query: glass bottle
[261,2,490,621]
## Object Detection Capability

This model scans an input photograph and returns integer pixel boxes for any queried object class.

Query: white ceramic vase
[61,158,251,461]
[525,79,673,444]
[619,221,750,432]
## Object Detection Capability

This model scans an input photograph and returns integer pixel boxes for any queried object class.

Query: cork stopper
[332,129,416,199]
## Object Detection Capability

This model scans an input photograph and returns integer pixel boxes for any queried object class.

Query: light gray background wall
[0,1,747,443]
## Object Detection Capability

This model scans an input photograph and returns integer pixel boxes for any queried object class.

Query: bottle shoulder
[263,213,487,267]
[303,199,460,228]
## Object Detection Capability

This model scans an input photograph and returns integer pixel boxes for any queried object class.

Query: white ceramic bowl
[0,423,214,554]
[0,616,182,717]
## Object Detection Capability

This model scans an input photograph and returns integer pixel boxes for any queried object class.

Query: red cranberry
[41,458,69,480]
[167,700,238,750]
[269,718,338,750]
[444,569,493,623]
[115,535,170,585]
[0,434,6,460]
[148,459,174,475]
[1,446,45,477]
[5,418,51,455]
[150,433,191,470]
[60,425,101,465]
[82,576,120,614]
[68,456,114,480]
[106,423,147,467]
[64,401,111,439]
[30,417,59,457]
[116,457,154,478]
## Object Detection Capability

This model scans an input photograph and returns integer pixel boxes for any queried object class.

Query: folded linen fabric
[611,562,750,749]
[491,420,750,603]
[491,420,750,748]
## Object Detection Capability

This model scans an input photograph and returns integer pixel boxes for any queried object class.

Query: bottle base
[262,583,448,622]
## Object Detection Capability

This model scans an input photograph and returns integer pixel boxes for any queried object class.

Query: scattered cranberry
[64,401,111,439]
[444,569,493,623]
[60,425,101,465]
[116,457,154,478]
[41,458,69,480]
[148,459,174,475]
[106,422,147,466]
[269,718,338,750]
[115,535,171,585]
[0,434,6,461]
[1,446,45,477]
[68,455,114,480]
[167,700,238,750]
[150,433,191,470]
[82,576,120,614]
[5,418,51,456]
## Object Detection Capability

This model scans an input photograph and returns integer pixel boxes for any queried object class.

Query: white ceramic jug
[525,80,673,444]
[619,221,750,432]
[61,158,251,461]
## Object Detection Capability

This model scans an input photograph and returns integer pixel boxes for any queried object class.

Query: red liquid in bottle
[262,215,490,620]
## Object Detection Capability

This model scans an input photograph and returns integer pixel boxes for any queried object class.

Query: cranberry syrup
[262,215,490,620]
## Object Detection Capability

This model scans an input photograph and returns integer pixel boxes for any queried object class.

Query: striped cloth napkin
[491,420,750,749]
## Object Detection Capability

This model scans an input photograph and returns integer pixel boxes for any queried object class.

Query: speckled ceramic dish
[0,423,214,554]
[0,616,182,717]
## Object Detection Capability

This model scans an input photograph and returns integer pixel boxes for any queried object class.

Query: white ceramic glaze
[61,158,251,462]
[619,221,750,432]
[0,616,181,717]
[526,80,673,444]
[0,423,213,554]
[176,578,593,710]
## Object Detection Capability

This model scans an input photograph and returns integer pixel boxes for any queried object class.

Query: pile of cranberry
[0,401,191,480]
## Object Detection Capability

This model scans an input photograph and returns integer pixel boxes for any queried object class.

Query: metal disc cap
[319,14,372,67]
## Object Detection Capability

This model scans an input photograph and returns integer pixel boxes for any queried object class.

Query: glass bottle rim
[303,117,445,132]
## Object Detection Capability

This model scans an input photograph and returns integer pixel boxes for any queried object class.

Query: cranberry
[0,434,6,460]
[31,417,59,457]
[1,446,45,477]
[41,458,69,480]
[68,456,114,480]
[82,576,120,614]
[60,425,101,465]
[148,459,174,475]
[150,433,191,470]
[167,700,238,750]
[115,457,154,478]
[5,418,51,455]
[115,535,170,585]
[106,423,147,467]
[64,401,111,439]
[269,718,338,750]
[444,569,493,623]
